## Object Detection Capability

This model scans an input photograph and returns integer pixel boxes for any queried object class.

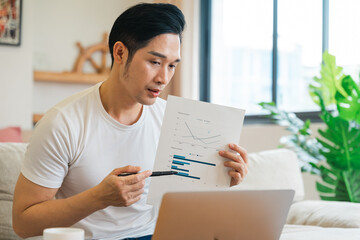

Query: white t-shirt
[21,82,166,239]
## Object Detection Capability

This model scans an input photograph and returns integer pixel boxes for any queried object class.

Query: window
[200,0,360,119]
[210,0,273,115]
[329,0,360,81]
[277,0,322,112]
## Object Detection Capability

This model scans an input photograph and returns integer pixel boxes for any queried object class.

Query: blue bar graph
[171,165,189,172]
[172,160,190,166]
[176,171,200,180]
[173,155,216,166]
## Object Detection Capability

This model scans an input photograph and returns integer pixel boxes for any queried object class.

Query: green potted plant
[260,51,360,202]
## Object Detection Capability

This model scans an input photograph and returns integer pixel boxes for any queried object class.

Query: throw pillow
[287,200,360,228]
[0,127,22,143]
[231,149,305,201]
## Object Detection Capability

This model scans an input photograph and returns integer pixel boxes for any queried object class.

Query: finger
[120,183,146,207]
[130,186,145,199]
[125,179,146,192]
[228,144,248,164]
[123,194,142,207]
[224,161,248,177]
[219,150,244,164]
[123,185,145,201]
[229,170,242,185]
[112,165,142,176]
[122,170,152,185]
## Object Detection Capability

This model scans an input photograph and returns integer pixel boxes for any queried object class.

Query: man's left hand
[219,144,248,187]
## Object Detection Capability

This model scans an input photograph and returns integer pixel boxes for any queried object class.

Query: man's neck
[99,79,143,126]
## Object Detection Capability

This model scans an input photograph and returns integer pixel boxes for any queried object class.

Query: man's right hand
[12,166,151,238]
[95,166,152,208]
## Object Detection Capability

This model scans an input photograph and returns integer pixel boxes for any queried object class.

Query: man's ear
[113,41,128,64]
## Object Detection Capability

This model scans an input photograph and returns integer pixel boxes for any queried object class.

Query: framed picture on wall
[0,0,22,46]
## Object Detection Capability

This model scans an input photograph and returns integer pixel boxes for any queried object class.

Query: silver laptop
[152,189,294,240]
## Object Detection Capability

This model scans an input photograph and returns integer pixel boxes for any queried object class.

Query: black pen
[118,171,178,177]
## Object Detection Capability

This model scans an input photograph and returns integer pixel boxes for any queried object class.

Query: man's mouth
[148,88,161,97]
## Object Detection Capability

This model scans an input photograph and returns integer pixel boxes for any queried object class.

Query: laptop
[152,189,294,240]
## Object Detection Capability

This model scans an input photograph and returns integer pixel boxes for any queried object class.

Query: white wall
[32,0,199,114]
[32,0,153,114]
[0,1,33,129]
[1,0,199,126]
[1,0,155,129]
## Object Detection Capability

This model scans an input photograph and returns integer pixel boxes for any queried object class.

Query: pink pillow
[0,127,23,142]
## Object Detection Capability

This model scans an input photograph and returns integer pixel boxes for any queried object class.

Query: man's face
[119,33,181,105]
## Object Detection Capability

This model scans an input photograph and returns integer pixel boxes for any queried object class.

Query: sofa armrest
[0,143,28,240]
[286,200,360,228]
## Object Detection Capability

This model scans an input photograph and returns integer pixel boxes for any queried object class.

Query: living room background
[3,0,353,200]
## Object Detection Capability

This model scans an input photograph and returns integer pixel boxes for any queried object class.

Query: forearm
[13,167,150,238]
[13,185,104,238]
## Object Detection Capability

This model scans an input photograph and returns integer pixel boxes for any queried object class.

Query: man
[12,3,248,240]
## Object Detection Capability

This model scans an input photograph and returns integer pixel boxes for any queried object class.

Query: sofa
[1,142,360,239]
[232,148,360,239]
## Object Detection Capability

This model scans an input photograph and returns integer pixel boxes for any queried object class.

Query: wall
[32,0,153,115]
[32,0,199,114]
[0,1,33,129]
[1,0,155,129]
[1,0,199,127]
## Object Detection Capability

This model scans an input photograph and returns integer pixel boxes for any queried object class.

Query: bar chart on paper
[147,96,245,206]
[168,114,223,184]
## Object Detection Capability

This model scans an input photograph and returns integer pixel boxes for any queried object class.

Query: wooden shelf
[32,33,110,124]
[34,71,108,84]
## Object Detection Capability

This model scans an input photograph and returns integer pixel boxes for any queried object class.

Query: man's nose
[156,67,170,85]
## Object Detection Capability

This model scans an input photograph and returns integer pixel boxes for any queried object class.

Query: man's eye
[169,64,176,69]
[151,61,160,65]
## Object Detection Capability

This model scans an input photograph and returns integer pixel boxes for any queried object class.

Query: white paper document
[147,96,245,205]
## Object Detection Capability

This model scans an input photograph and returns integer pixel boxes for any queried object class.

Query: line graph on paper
[173,114,224,150]
[147,96,245,206]
[166,112,226,184]
[183,121,221,144]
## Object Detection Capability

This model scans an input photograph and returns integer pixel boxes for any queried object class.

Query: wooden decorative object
[72,33,110,74]
[34,33,111,84]
[33,33,111,124]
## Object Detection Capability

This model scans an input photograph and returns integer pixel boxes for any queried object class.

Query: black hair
[108,3,186,68]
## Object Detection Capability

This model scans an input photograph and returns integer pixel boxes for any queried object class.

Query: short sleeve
[21,108,76,188]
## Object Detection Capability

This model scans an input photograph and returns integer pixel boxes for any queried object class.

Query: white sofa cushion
[231,148,305,201]
[281,224,360,240]
[287,200,360,228]
[0,143,27,240]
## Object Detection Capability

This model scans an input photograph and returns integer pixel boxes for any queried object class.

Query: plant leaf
[259,102,323,173]
[317,105,360,171]
[343,169,360,203]
[335,75,360,124]
[316,182,334,193]
[309,51,346,107]
[316,165,352,201]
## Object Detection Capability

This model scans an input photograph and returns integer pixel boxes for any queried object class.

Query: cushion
[0,143,28,240]
[281,224,360,240]
[231,149,305,201]
[0,127,22,143]
[286,200,360,228]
